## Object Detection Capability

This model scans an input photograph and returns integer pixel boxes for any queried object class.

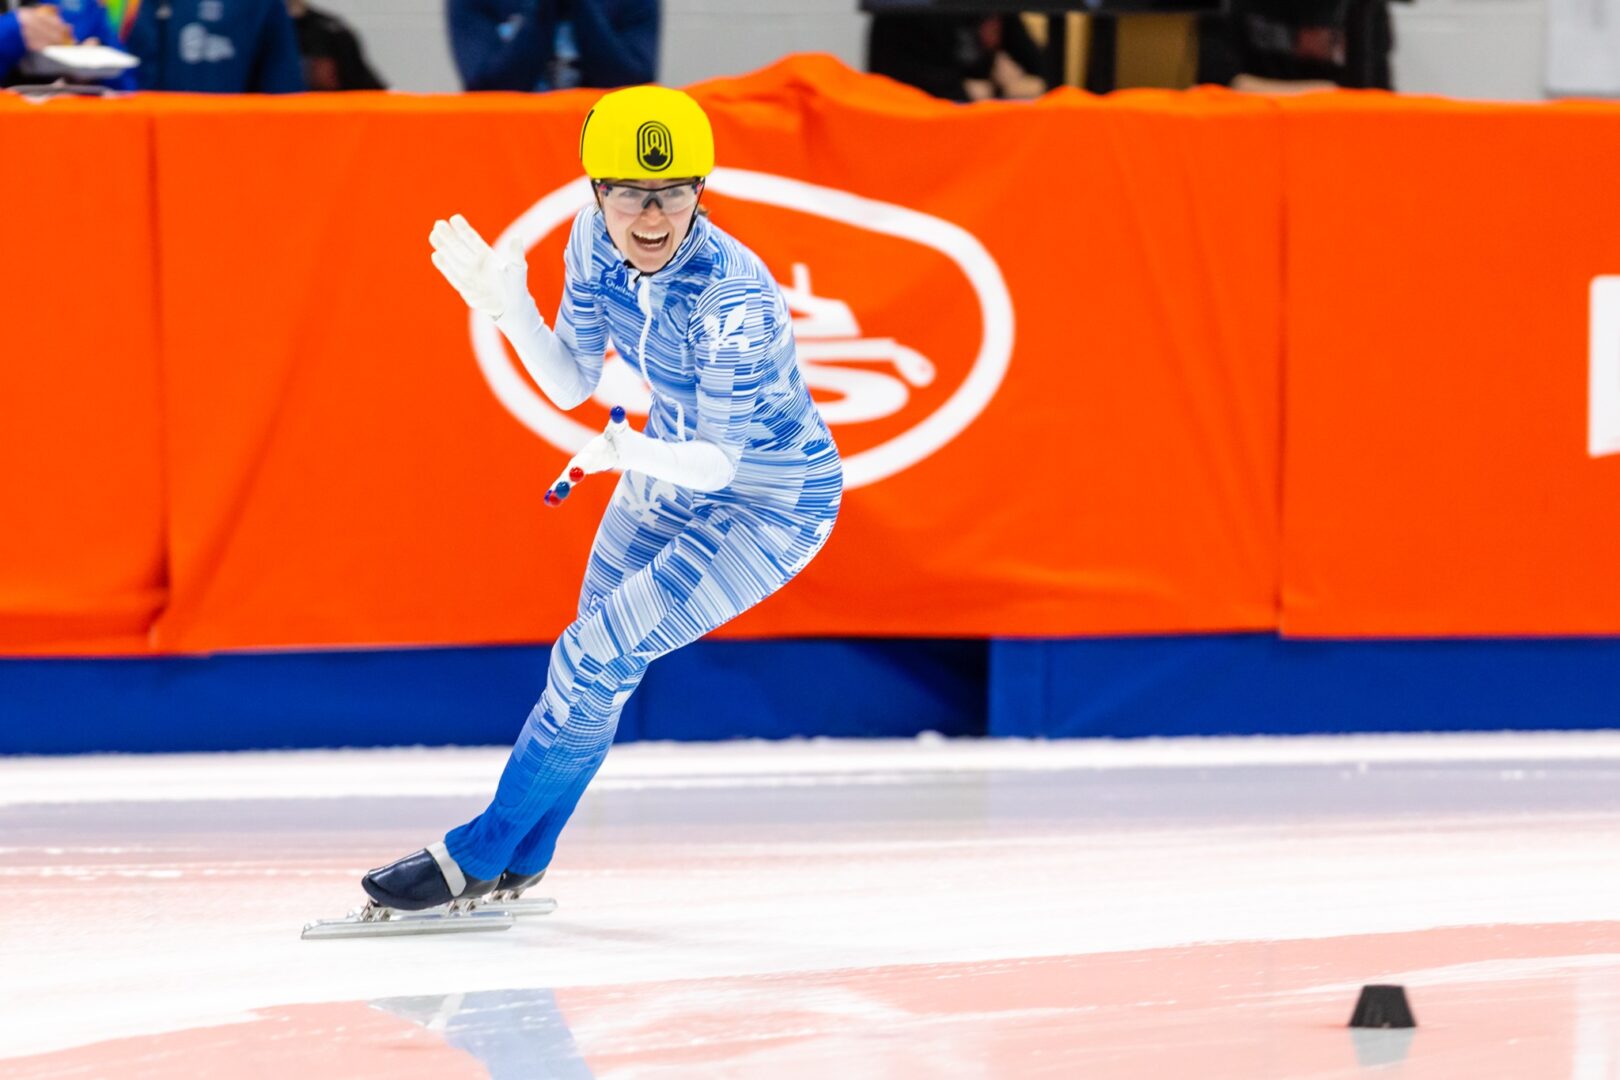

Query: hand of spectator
[18,5,75,52]
[1232,74,1338,95]
[991,52,1045,101]
[964,78,994,102]
[428,214,530,321]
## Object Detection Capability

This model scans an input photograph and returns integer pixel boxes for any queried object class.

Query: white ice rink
[5,733,1620,1078]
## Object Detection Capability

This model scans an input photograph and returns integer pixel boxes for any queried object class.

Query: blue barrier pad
[989,634,1620,737]
[6,633,1615,754]
[0,639,988,755]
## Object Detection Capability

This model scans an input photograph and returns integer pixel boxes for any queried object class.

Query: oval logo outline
[470,168,1015,489]
[636,121,673,173]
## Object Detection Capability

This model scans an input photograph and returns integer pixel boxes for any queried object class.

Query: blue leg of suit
[445,472,834,880]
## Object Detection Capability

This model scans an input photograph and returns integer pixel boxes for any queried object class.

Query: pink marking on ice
[545,921,1620,1077]
[0,1001,491,1080]
[8,922,1616,1079]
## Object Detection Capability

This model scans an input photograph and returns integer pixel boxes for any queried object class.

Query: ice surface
[4,734,1619,1077]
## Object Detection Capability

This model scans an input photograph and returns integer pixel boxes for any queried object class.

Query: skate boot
[302,842,516,939]
[476,869,557,918]
[361,842,496,911]
[490,869,545,902]
[301,849,559,939]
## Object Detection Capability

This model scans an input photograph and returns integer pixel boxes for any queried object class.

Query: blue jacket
[448,0,656,92]
[0,0,136,89]
[124,0,303,92]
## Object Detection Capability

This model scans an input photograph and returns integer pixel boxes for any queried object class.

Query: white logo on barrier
[1592,276,1620,458]
[470,170,1015,489]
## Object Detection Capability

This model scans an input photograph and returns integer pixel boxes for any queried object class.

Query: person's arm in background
[572,0,657,88]
[1201,0,1350,90]
[250,0,305,92]
[0,5,74,82]
[1230,74,1337,93]
[448,0,549,92]
[0,9,31,81]
[991,14,1046,99]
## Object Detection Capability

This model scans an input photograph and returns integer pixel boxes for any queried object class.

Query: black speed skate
[489,869,545,902]
[361,843,496,911]
[301,845,557,940]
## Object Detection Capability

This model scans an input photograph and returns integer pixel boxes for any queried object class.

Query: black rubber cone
[1349,984,1417,1029]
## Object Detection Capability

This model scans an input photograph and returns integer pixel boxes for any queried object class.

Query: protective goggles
[594,180,705,216]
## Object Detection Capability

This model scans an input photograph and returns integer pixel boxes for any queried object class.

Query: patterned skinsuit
[445,206,843,881]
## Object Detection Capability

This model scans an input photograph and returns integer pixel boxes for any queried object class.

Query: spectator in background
[1198,0,1396,92]
[1,0,136,89]
[123,0,304,92]
[287,0,383,90]
[448,0,657,92]
[868,13,1046,103]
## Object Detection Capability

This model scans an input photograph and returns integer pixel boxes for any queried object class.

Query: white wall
[313,0,868,94]
[317,1,1569,103]
[1390,0,1550,100]
[659,0,865,86]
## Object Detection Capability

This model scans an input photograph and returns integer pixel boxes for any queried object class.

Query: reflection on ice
[5,735,1620,1077]
[372,989,593,1079]
[1350,1028,1416,1069]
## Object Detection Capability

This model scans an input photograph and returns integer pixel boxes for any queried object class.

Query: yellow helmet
[578,85,714,181]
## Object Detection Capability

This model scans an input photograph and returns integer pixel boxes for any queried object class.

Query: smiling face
[595,179,703,274]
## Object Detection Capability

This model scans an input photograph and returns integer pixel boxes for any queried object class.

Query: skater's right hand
[544,407,628,506]
[567,423,623,478]
[429,214,532,322]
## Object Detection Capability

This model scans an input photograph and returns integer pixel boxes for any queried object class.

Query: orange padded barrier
[7,60,1616,657]
[0,96,165,654]
[1279,96,1620,635]
[138,61,1284,652]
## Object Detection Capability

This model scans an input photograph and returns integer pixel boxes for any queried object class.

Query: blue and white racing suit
[445,207,842,880]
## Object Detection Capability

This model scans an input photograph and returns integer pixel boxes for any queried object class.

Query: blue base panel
[0,638,988,754]
[3,634,1617,754]
[989,634,1620,737]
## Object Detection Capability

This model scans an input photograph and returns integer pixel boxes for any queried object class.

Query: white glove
[544,408,737,507]
[570,427,623,477]
[428,214,530,320]
[431,213,595,410]
[545,409,627,506]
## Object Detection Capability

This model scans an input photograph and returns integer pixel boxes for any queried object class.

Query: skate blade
[473,896,558,918]
[301,907,515,940]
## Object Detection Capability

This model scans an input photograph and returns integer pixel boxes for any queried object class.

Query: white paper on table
[37,43,141,73]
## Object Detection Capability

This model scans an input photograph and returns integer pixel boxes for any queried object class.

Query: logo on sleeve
[702,305,751,357]
[636,123,673,173]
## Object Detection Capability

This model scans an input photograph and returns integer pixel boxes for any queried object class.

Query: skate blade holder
[300,896,558,940]
[479,897,559,918]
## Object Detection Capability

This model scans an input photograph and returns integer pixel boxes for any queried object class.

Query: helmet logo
[636,121,673,172]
